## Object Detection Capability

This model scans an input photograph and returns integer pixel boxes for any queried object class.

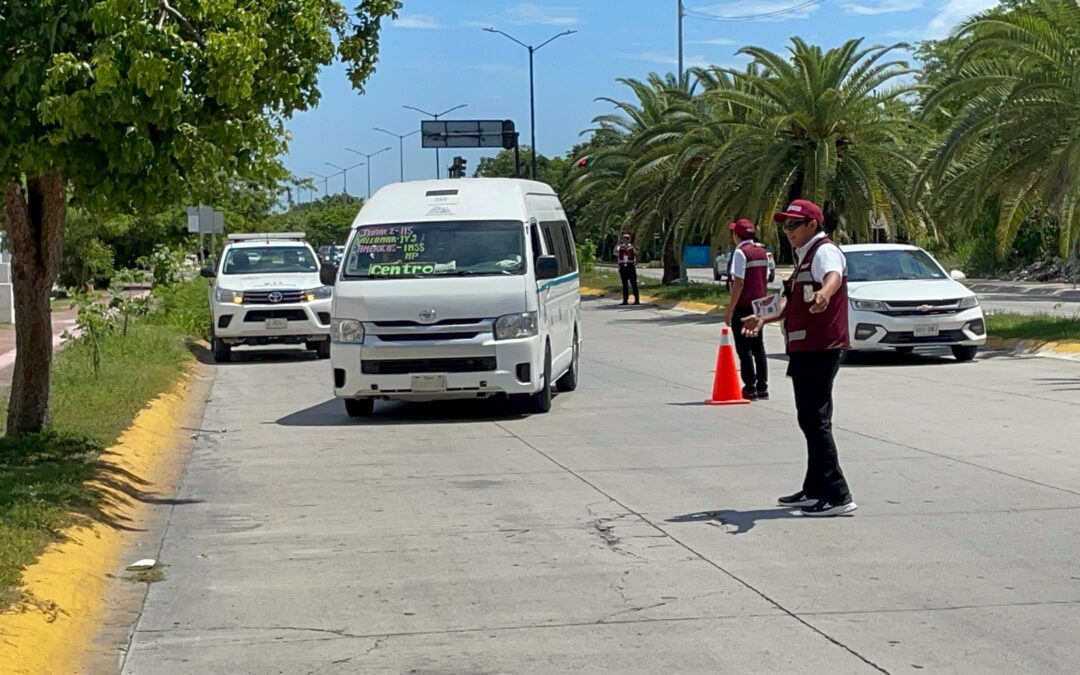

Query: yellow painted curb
[0,375,199,675]
[580,286,724,315]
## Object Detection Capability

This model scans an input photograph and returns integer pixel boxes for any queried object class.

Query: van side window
[560,223,578,273]
[540,221,573,276]
[530,224,544,264]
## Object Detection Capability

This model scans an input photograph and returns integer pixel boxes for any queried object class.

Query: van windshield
[343,220,526,278]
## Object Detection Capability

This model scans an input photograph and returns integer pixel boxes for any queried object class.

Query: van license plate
[914,323,939,337]
[265,318,288,329]
[412,375,447,393]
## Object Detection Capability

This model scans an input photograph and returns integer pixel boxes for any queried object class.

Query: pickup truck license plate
[411,375,447,393]
[913,323,939,337]
[265,318,288,330]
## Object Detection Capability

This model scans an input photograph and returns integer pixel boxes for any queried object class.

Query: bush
[576,239,598,273]
[146,277,211,340]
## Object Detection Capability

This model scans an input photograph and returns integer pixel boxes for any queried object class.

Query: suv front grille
[243,290,304,304]
[361,357,497,375]
[882,299,960,317]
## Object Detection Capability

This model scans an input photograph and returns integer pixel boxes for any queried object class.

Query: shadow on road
[1032,377,1080,392]
[276,397,527,427]
[665,508,801,535]
[188,341,320,366]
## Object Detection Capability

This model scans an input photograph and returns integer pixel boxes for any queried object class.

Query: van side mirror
[199,266,216,279]
[950,269,967,282]
[535,255,559,281]
[320,263,338,286]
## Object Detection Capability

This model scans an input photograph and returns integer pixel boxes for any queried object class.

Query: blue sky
[283,0,998,198]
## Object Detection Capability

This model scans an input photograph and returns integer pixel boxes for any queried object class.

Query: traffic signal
[449,156,467,178]
[501,120,518,149]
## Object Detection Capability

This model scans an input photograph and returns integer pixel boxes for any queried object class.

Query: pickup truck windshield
[343,221,525,278]
[223,246,318,275]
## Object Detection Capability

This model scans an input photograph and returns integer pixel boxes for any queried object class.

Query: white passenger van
[322,178,581,417]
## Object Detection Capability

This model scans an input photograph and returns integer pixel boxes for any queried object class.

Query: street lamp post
[345,147,392,199]
[402,104,468,178]
[374,127,421,182]
[325,161,365,196]
[309,171,330,198]
[483,27,576,180]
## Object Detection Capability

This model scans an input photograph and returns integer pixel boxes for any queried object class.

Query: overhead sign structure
[421,120,517,149]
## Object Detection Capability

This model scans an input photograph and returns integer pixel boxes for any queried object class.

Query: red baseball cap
[773,199,823,225]
[728,218,756,239]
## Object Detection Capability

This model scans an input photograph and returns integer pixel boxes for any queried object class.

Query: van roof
[354,178,559,227]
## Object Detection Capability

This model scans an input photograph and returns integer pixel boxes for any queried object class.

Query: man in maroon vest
[724,218,770,400]
[741,199,857,517]
[616,233,640,305]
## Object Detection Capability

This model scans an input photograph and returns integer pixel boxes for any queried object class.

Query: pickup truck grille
[243,290,304,304]
[244,309,307,322]
[362,357,497,375]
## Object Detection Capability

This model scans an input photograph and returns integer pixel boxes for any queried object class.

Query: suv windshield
[343,221,525,278]
[846,249,946,282]
[223,246,318,275]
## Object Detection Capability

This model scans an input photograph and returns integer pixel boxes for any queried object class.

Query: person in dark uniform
[741,199,857,517]
[723,218,770,401]
[616,233,640,305]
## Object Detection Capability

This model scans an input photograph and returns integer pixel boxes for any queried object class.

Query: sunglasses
[782,218,811,231]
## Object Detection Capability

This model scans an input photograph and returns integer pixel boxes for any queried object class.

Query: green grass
[0,287,198,609]
[986,312,1080,342]
[582,269,731,307]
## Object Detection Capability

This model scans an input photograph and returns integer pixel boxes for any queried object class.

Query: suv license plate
[914,323,939,337]
[411,375,447,393]
[265,318,288,330]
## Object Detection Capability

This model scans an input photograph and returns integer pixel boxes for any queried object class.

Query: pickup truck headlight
[850,299,887,312]
[215,288,243,304]
[330,319,365,343]
[958,295,979,310]
[494,312,539,340]
[304,286,333,302]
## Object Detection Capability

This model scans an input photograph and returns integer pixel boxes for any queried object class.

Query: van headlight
[494,312,539,340]
[958,296,979,310]
[850,299,887,312]
[215,288,243,304]
[330,319,365,343]
[304,286,333,302]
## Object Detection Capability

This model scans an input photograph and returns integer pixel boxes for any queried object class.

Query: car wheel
[345,398,375,417]
[516,346,552,414]
[952,345,978,362]
[212,337,232,363]
[316,341,331,359]
[556,330,580,393]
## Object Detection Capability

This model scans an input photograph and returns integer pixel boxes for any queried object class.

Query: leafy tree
[0,0,400,433]
[262,194,364,247]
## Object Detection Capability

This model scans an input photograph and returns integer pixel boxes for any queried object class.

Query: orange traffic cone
[706,327,750,405]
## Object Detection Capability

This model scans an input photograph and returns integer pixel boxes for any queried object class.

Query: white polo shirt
[796,232,846,283]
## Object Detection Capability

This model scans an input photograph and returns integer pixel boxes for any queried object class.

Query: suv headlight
[330,319,365,343]
[958,295,979,310]
[215,288,243,304]
[304,286,333,302]
[850,299,887,312]
[494,312,539,340]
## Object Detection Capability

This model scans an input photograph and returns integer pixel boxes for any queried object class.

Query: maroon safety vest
[783,236,850,353]
[734,241,769,308]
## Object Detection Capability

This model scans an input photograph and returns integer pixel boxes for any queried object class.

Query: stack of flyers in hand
[752,294,780,318]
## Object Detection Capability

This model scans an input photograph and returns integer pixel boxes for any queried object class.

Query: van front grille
[361,357,497,375]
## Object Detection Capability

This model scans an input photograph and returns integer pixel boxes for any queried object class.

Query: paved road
[624,266,1080,317]
[122,299,1080,673]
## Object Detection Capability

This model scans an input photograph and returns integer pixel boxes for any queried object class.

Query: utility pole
[483,27,577,181]
[374,127,421,182]
[402,104,468,179]
[677,0,685,84]
[345,147,391,199]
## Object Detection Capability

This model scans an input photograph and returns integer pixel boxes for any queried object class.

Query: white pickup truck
[201,233,333,362]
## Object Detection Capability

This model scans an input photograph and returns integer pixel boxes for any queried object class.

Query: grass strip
[985,312,1080,342]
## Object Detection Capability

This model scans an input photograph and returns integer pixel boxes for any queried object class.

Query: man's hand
[741,314,765,336]
[724,308,734,327]
[809,289,832,314]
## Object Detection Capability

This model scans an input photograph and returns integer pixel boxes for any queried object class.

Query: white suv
[202,234,333,362]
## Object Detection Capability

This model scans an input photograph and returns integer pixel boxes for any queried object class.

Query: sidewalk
[0,308,79,394]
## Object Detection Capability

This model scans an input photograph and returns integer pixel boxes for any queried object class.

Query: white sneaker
[800,499,858,517]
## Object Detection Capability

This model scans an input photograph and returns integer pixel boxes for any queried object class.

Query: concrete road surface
[623,266,1080,317]
[122,299,1080,674]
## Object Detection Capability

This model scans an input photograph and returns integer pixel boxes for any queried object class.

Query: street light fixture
[402,104,468,178]
[374,127,421,182]
[345,147,392,199]
[483,27,576,180]
[309,171,330,198]
[324,161,365,196]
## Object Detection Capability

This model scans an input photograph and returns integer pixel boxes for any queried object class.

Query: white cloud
[689,1,823,22]
[504,3,581,26]
[925,0,1000,38]
[843,0,923,15]
[687,38,739,46]
[395,14,443,30]
[616,51,728,69]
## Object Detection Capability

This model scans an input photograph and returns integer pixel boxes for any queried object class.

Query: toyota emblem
[917,304,932,313]
[268,291,284,304]
[419,309,437,323]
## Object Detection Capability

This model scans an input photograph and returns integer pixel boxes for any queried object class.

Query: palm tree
[918,0,1080,267]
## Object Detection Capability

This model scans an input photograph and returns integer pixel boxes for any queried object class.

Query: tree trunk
[661,224,679,285]
[4,173,67,434]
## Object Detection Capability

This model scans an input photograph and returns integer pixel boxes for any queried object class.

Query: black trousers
[619,265,639,303]
[787,349,851,504]
[731,305,768,392]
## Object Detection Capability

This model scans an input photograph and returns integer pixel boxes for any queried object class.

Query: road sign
[186,206,225,234]
[422,120,517,149]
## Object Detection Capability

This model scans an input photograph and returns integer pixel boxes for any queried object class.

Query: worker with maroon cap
[741,199,857,517]
[723,218,770,401]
